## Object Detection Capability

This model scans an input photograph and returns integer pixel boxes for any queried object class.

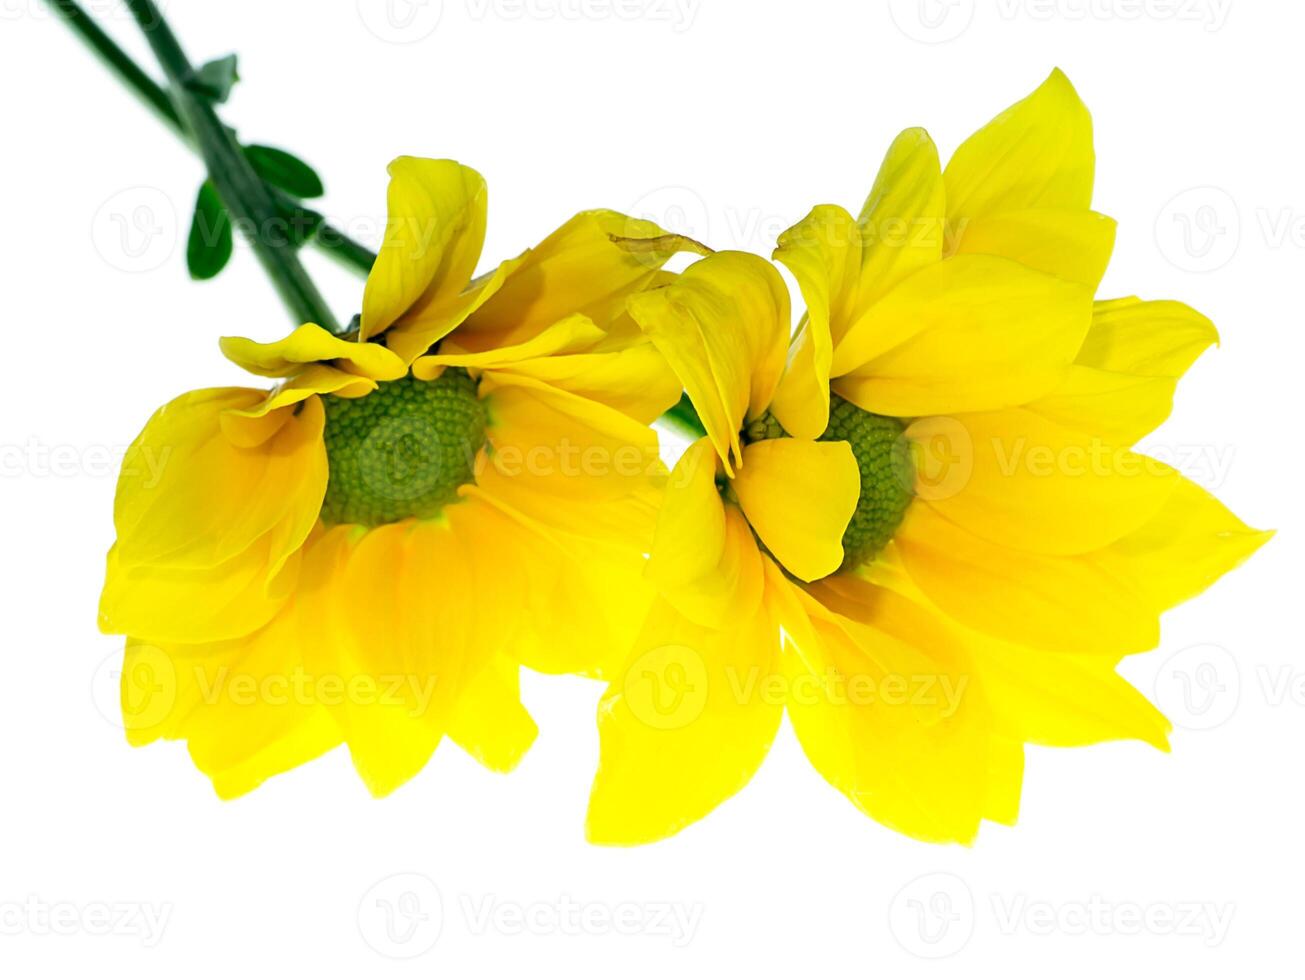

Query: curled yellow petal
[360,157,504,360]
[627,251,790,474]
[732,437,860,583]
[645,439,764,629]
[220,323,406,381]
[769,205,859,439]
[460,209,708,351]
[101,389,326,644]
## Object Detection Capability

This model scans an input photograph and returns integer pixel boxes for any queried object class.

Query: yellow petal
[479,373,663,502]
[496,342,683,425]
[414,310,683,426]
[102,390,325,644]
[460,209,709,350]
[312,518,484,797]
[471,455,660,556]
[586,595,784,845]
[874,550,1173,750]
[778,568,1002,843]
[1026,366,1179,446]
[645,439,764,629]
[627,251,790,474]
[855,127,947,307]
[220,324,406,381]
[221,366,377,439]
[455,488,658,679]
[413,313,606,375]
[360,157,506,361]
[1026,297,1218,444]
[446,655,538,773]
[1076,297,1219,376]
[769,205,859,439]
[119,533,355,796]
[907,409,1178,555]
[121,632,341,800]
[952,208,1116,288]
[732,437,860,582]
[944,68,1094,224]
[646,438,727,589]
[833,255,1092,415]
[100,536,297,644]
[767,326,831,441]
[770,132,945,439]
[1096,474,1273,612]
[978,641,1170,751]
[892,507,1158,654]
[361,156,487,339]
[114,392,326,571]
[388,260,523,366]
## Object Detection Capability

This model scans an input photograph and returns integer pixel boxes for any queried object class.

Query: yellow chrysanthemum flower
[586,70,1271,845]
[99,156,702,798]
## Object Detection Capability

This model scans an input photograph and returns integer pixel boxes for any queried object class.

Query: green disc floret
[319,369,487,527]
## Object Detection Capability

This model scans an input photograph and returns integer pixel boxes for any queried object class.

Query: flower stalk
[122,0,342,330]
[47,0,706,435]
[41,0,378,283]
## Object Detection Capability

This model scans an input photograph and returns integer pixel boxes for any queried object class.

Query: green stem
[124,0,339,330]
[43,0,377,279]
[660,393,708,440]
[52,0,699,440]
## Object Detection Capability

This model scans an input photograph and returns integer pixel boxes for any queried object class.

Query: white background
[0,0,1298,975]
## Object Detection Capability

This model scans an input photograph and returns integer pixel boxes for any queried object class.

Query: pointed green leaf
[191,54,240,104]
[244,145,325,199]
[187,181,234,280]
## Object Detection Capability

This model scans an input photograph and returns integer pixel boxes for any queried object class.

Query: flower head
[586,70,1271,845]
[100,157,704,798]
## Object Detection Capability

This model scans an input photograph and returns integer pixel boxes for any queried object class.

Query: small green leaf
[245,145,325,199]
[187,181,233,280]
[191,54,240,104]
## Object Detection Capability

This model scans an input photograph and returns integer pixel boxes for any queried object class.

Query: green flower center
[745,394,914,573]
[318,369,487,527]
